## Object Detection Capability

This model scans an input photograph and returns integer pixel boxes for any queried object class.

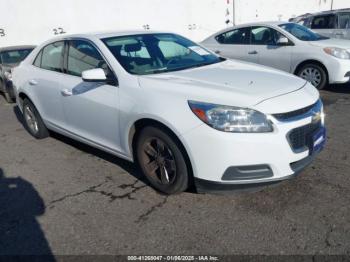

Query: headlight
[324,47,350,60]
[188,101,273,133]
[4,71,12,81]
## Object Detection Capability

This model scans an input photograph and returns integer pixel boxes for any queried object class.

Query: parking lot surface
[0,84,350,256]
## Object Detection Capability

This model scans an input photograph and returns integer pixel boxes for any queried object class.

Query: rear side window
[40,41,65,72]
[311,15,337,29]
[67,40,107,77]
[215,27,249,44]
[338,13,350,29]
[0,49,32,64]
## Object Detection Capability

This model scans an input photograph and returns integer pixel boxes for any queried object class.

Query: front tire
[22,98,49,139]
[136,126,189,195]
[297,63,327,90]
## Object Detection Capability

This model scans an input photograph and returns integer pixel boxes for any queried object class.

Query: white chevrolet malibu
[202,22,350,90]
[12,31,326,194]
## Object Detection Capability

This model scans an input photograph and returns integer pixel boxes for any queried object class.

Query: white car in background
[202,22,350,90]
[13,31,325,194]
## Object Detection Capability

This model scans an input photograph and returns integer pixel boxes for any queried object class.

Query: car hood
[138,59,307,107]
[308,38,350,50]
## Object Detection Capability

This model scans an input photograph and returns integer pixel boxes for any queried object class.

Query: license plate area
[311,127,326,154]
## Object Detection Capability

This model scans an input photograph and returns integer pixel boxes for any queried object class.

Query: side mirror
[82,68,107,82]
[277,36,290,46]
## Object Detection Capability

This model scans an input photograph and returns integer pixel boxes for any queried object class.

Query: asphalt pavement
[0,84,349,257]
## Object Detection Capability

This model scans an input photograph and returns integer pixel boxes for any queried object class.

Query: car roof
[214,21,288,33]
[0,45,36,52]
[295,8,350,18]
[235,21,286,27]
[94,30,168,39]
[54,30,171,41]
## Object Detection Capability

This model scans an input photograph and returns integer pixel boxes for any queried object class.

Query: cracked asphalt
[0,84,349,256]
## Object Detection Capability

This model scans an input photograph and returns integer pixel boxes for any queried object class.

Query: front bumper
[182,97,325,192]
[325,57,350,84]
[194,155,316,193]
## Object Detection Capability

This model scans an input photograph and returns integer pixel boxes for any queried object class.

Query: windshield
[0,49,33,64]
[279,23,329,41]
[102,33,223,75]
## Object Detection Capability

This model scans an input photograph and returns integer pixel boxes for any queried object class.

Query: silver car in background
[291,8,350,40]
[0,46,35,103]
[201,22,350,90]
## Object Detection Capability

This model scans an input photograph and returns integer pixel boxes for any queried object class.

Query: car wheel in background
[297,63,327,90]
[136,126,189,195]
[4,91,15,103]
[22,98,49,139]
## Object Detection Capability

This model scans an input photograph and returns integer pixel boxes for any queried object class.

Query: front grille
[288,121,322,152]
[273,102,317,121]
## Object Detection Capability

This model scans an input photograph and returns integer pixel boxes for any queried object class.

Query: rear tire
[296,63,327,90]
[22,98,49,139]
[136,126,189,195]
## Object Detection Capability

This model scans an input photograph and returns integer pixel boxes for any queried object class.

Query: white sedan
[201,22,350,90]
[13,31,325,194]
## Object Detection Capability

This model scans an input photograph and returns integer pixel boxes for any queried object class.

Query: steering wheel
[166,58,180,67]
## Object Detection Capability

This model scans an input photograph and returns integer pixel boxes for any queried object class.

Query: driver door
[59,39,122,153]
[248,26,293,73]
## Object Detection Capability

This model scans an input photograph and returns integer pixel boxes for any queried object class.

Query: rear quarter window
[33,51,42,67]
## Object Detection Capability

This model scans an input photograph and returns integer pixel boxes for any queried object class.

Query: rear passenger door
[30,41,66,127]
[310,14,337,38]
[206,27,252,62]
[59,39,122,152]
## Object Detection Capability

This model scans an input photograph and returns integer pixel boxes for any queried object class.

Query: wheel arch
[18,92,32,111]
[128,118,195,186]
[294,59,329,82]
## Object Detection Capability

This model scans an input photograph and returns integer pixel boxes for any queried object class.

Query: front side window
[40,41,64,72]
[102,33,222,75]
[67,40,108,77]
[311,15,337,29]
[338,13,350,29]
[215,28,249,45]
[279,23,328,41]
[297,19,306,26]
[296,17,311,27]
[250,26,285,45]
[0,49,33,65]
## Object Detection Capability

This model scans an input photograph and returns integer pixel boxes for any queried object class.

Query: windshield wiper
[145,67,168,74]
[181,59,224,70]
[145,59,225,75]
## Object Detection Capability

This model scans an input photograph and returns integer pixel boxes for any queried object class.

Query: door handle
[335,33,344,36]
[29,79,38,86]
[215,50,221,54]
[248,51,258,55]
[61,89,73,97]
